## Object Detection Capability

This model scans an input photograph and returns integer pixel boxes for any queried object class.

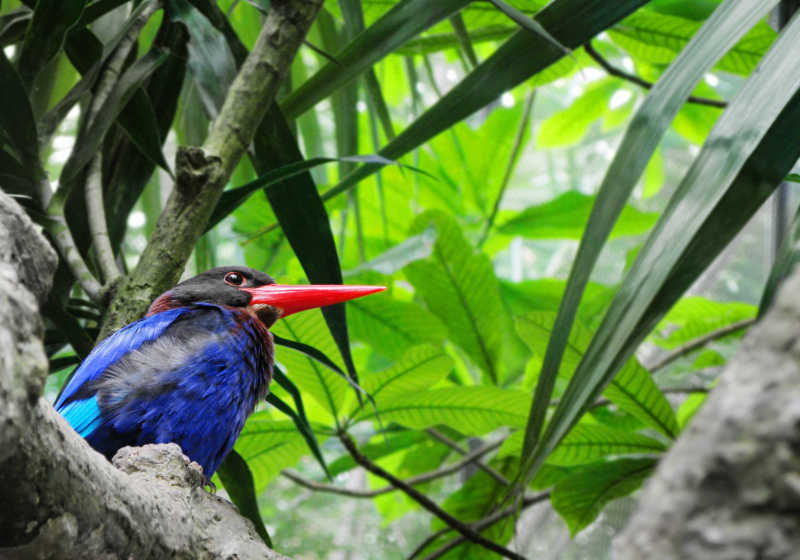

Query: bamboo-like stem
[99,0,324,338]
[85,154,121,284]
[584,42,727,109]
[339,432,525,560]
[282,438,504,498]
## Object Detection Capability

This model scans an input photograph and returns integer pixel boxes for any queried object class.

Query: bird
[55,266,383,480]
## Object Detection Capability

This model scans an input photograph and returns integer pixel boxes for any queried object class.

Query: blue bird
[56,266,382,479]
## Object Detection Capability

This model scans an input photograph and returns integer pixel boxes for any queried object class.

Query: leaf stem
[647,318,756,372]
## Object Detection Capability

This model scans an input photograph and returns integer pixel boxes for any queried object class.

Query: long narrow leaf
[322,0,650,202]
[520,0,780,466]
[216,449,273,548]
[0,47,39,170]
[521,6,800,488]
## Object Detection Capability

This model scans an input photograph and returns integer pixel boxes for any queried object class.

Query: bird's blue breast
[56,304,273,477]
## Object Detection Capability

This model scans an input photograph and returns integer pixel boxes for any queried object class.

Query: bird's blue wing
[55,308,190,436]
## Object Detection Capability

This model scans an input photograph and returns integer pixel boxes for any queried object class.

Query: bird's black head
[148,266,385,327]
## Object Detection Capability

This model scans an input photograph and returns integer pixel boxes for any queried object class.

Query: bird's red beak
[242,284,385,318]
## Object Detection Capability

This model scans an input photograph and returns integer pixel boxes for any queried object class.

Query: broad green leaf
[520,0,780,477]
[498,422,665,465]
[322,0,650,202]
[523,2,800,490]
[677,392,707,428]
[234,415,317,493]
[359,345,453,406]
[355,386,529,434]
[652,296,755,349]
[271,311,350,422]
[551,458,656,535]
[348,294,447,360]
[498,191,658,240]
[536,79,618,148]
[327,430,427,477]
[610,10,776,75]
[216,450,272,547]
[343,226,437,277]
[404,212,505,383]
[516,312,678,438]
[282,0,471,118]
[499,279,616,327]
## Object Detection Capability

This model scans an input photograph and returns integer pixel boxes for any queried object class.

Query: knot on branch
[175,147,223,197]
[112,443,206,490]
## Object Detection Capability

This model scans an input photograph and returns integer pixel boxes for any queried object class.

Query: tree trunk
[614,267,800,559]
[0,191,289,559]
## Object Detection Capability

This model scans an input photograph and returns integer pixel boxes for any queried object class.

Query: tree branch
[583,42,728,109]
[412,493,550,560]
[339,432,525,560]
[99,0,324,338]
[0,191,288,559]
[647,318,756,372]
[425,428,510,486]
[282,438,505,498]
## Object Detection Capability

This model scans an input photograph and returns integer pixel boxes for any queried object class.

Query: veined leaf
[327,429,427,477]
[271,310,350,422]
[343,225,437,277]
[354,386,529,434]
[536,79,619,148]
[516,312,678,438]
[520,0,780,475]
[322,0,650,202]
[234,414,318,493]
[404,212,505,383]
[347,294,447,360]
[652,296,756,349]
[610,9,776,75]
[523,1,800,490]
[358,345,453,407]
[498,191,658,240]
[498,422,665,465]
[551,458,656,535]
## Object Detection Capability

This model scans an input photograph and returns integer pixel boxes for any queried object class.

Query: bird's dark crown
[149,266,276,316]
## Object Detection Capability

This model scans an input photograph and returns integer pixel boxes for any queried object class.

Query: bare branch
[425,428,510,486]
[583,42,728,109]
[648,318,756,372]
[339,432,525,560]
[282,438,505,498]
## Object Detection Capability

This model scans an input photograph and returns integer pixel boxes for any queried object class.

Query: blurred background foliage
[3,0,800,558]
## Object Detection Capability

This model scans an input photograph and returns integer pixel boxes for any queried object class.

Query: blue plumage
[56,302,272,478]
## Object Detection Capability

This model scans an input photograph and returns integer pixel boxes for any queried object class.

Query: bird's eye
[224,271,244,286]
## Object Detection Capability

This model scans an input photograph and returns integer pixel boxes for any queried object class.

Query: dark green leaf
[115,89,173,176]
[486,0,570,56]
[216,449,273,548]
[0,47,38,169]
[273,334,347,380]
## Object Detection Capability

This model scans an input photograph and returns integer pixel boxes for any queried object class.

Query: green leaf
[234,414,316,493]
[498,191,658,240]
[355,386,529,434]
[327,429,427,477]
[359,345,453,406]
[516,312,678,438]
[115,89,173,176]
[642,147,665,198]
[519,0,780,478]
[343,226,437,277]
[522,0,800,490]
[281,0,471,118]
[486,0,570,56]
[551,458,656,535]
[0,47,38,170]
[536,79,618,148]
[652,296,755,349]
[216,450,272,548]
[610,9,776,75]
[347,294,447,360]
[322,0,650,202]
[498,422,665,465]
[404,212,505,383]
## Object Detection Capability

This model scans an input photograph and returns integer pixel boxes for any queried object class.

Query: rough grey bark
[614,269,800,560]
[0,191,289,559]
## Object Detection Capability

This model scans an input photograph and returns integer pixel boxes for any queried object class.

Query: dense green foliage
[2,0,800,557]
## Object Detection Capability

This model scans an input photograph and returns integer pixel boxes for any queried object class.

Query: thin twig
[85,153,121,284]
[648,318,756,372]
[425,428,509,486]
[583,42,727,109]
[411,492,550,560]
[282,438,505,498]
[339,432,524,560]
[478,90,535,247]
